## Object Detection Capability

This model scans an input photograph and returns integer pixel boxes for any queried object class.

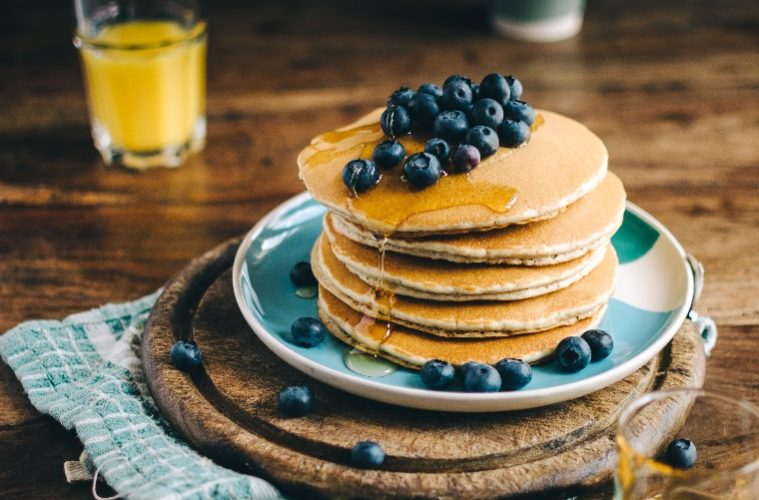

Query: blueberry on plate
[441,79,474,111]
[505,75,523,100]
[380,105,411,138]
[665,438,697,469]
[420,359,455,390]
[289,261,316,287]
[423,138,451,164]
[351,440,385,468]
[497,119,530,148]
[387,86,415,107]
[169,340,203,372]
[463,362,502,392]
[408,93,440,129]
[458,361,481,379]
[451,144,481,173]
[502,100,535,126]
[478,73,511,105]
[581,329,614,361]
[555,336,592,372]
[278,385,314,417]
[290,317,327,347]
[417,82,443,100]
[433,110,469,143]
[464,125,499,158]
[469,98,504,129]
[494,358,532,390]
[342,159,380,194]
[403,152,443,189]
[372,140,406,169]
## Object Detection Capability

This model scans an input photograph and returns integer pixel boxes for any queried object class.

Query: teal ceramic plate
[233,193,694,412]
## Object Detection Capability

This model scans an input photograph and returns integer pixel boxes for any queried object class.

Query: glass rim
[73,20,207,51]
[617,388,759,477]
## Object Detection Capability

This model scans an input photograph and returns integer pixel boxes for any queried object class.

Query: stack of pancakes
[298,108,625,369]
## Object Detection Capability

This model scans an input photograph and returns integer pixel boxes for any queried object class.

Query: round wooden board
[142,238,706,499]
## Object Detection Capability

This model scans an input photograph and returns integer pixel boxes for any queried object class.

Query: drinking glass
[616,389,759,499]
[74,0,207,169]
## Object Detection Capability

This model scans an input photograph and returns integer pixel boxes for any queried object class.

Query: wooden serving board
[142,238,706,499]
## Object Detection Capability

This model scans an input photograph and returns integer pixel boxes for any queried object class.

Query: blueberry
[581,329,614,361]
[403,152,443,189]
[458,361,481,379]
[433,110,469,143]
[169,340,203,372]
[478,73,511,105]
[664,438,697,469]
[469,98,504,129]
[278,385,314,417]
[464,125,499,158]
[470,83,480,100]
[290,317,327,347]
[494,358,532,390]
[451,144,481,172]
[290,261,316,287]
[351,440,385,469]
[505,75,523,100]
[443,74,472,89]
[502,100,535,126]
[388,86,415,107]
[407,93,440,129]
[380,105,411,138]
[441,79,474,111]
[423,138,451,164]
[420,359,455,390]
[555,336,592,372]
[342,159,380,194]
[463,363,502,392]
[417,82,443,100]
[372,140,406,169]
[497,119,530,148]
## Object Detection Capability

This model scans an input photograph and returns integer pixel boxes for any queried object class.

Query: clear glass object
[616,389,759,499]
[73,0,207,169]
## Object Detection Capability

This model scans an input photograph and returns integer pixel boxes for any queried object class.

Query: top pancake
[298,108,608,235]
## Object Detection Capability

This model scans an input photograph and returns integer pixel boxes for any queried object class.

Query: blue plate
[233,193,694,412]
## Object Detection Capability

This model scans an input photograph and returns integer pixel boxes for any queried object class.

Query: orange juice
[78,21,206,161]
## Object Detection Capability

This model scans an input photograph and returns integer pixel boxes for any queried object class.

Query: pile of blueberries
[343,73,536,194]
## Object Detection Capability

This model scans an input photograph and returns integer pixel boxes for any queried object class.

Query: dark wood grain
[1,0,757,497]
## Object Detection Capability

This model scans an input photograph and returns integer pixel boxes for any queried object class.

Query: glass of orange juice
[74,0,206,169]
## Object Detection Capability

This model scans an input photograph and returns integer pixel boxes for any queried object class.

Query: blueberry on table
[463,363,502,392]
[380,105,411,138]
[169,340,203,372]
[451,144,481,173]
[289,261,316,287]
[464,125,499,158]
[433,110,469,143]
[351,440,385,468]
[342,159,380,194]
[497,119,531,148]
[278,385,314,417]
[403,152,443,189]
[505,75,523,100]
[408,92,440,129]
[420,359,456,390]
[581,329,614,361]
[478,73,511,105]
[441,79,474,111]
[417,82,443,100]
[469,98,504,129]
[495,358,532,390]
[387,86,415,107]
[372,140,406,169]
[665,438,697,469]
[291,317,327,347]
[555,336,592,372]
[423,138,451,164]
[502,100,536,126]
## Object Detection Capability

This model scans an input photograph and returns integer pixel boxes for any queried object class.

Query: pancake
[325,215,608,302]
[298,108,608,235]
[329,172,626,265]
[312,234,618,337]
[319,288,605,368]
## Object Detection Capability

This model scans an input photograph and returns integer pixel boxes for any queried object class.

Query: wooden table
[1,0,757,497]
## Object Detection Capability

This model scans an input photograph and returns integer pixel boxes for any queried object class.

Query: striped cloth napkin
[0,291,282,500]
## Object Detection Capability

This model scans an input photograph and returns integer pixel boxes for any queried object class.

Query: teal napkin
[0,291,282,500]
